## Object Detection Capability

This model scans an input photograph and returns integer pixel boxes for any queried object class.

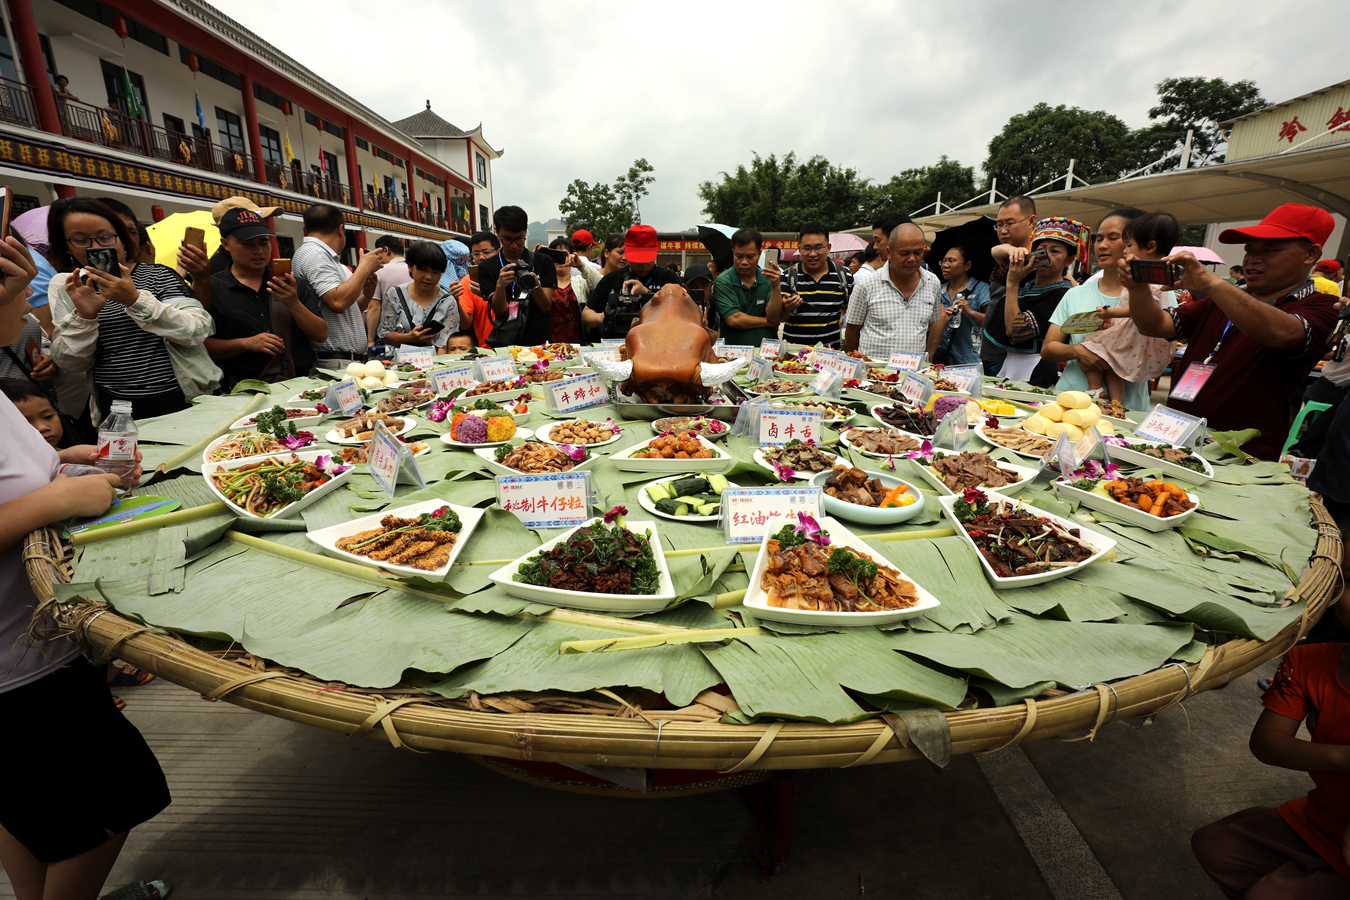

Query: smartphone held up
[1129,259,1180,287]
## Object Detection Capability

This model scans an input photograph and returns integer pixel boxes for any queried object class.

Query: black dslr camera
[512,259,539,293]
[606,284,647,334]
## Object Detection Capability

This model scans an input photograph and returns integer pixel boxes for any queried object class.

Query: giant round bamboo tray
[23,500,1342,774]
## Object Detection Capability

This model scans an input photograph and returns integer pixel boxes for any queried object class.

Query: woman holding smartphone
[377,240,460,351]
[48,198,217,420]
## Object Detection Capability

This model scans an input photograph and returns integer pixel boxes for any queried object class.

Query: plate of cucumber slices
[636,472,737,523]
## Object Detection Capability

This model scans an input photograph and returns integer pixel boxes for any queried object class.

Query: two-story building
[0,0,501,260]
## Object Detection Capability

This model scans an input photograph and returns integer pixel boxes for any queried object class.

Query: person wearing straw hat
[984,216,1089,386]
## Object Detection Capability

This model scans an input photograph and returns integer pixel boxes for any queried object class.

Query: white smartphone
[763,248,781,267]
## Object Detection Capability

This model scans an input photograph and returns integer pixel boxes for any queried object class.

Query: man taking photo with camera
[583,224,680,339]
[480,205,556,348]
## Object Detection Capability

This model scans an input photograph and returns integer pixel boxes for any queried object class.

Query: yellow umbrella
[146,209,220,270]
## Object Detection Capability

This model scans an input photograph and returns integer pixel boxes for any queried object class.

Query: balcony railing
[0,76,38,129]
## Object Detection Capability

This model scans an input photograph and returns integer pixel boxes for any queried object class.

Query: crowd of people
[0,182,1348,898]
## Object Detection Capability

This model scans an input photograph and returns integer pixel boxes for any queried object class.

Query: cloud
[227,0,1350,230]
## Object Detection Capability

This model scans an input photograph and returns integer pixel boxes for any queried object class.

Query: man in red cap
[582,224,680,339]
[1126,203,1340,460]
[1313,260,1343,297]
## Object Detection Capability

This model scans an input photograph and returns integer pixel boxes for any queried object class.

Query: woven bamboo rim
[22,499,1343,771]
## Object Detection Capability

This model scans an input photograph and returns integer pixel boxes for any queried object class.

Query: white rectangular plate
[202,450,353,520]
[743,516,940,626]
[1052,479,1201,533]
[305,500,483,580]
[609,434,734,473]
[911,455,1040,497]
[1106,441,1213,486]
[231,407,325,431]
[473,445,599,478]
[489,518,676,612]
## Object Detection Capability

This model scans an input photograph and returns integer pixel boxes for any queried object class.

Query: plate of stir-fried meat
[809,465,926,525]
[911,451,1039,496]
[743,515,938,625]
[307,500,482,579]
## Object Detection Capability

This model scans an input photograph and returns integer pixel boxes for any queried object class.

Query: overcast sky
[228,1,1350,232]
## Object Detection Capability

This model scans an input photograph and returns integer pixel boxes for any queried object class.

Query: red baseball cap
[1218,203,1335,247]
[624,224,659,264]
[1315,259,1342,278]
[570,229,596,250]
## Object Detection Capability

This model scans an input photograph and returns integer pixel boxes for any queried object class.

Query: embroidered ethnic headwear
[1031,216,1092,270]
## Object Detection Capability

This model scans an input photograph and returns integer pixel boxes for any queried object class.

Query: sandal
[113,695,126,712]
[101,879,173,900]
[109,663,155,687]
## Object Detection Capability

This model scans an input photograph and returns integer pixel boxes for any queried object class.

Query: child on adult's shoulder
[0,376,67,448]
[1080,212,1181,404]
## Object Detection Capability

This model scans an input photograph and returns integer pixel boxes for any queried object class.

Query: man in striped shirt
[291,204,388,370]
[771,222,853,348]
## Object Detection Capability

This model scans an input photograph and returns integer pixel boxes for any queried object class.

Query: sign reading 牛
[748,357,774,382]
[1134,405,1206,448]
[496,471,593,529]
[367,420,425,498]
[718,344,754,360]
[900,373,934,407]
[547,373,608,415]
[432,364,477,394]
[887,351,927,372]
[758,408,823,446]
[326,377,364,416]
[809,368,842,399]
[721,486,823,544]
[758,339,782,359]
[474,357,516,383]
[396,345,435,369]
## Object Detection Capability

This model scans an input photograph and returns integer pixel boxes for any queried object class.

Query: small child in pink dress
[1081,212,1180,404]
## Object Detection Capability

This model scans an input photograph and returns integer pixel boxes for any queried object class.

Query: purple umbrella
[12,205,49,254]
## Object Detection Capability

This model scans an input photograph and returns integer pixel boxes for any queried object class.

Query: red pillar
[444,181,453,232]
[238,70,267,187]
[405,155,416,220]
[8,0,73,198]
[344,121,362,212]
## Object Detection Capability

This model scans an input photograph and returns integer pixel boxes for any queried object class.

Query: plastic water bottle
[96,400,139,488]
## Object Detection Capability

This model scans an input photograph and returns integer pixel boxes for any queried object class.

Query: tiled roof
[393,103,470,139]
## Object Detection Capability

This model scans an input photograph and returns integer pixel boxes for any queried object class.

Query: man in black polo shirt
[205,208,328,388]
[478,205,557,347]
[771,221,853,348]
[582,225,681,339]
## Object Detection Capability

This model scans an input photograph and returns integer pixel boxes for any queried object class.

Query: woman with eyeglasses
[48,198,218,421]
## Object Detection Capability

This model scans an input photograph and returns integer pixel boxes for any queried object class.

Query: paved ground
[0,657,1312,900]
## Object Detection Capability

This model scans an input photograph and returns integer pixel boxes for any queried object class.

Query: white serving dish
[767,369,819,383]
[868,404,937,442]
[324,415,418,445]
[460,386,527,404]
[982,385,1059,404]
[752,447,840,481]
[1106,439,1213,485]
[536,420,624,448]
[202,450,353,520]
[372,391,437,414]
[635,473,738,523]
[742,516,940,627]
[910,455,1040,497]
[473,444,599,478]
[305,500,483,579]
[973,423,1053,461]
[609,434,734,474]
[286,391,333,405]
[838,426,925,459]
[202,431,318,464]
[744,383,810,399]
[808,468,926,526]
[489,518,675,612]
[439,426,533,449]
[844,384,914,407]
[937,489,1117,588]
[1051,479,1201,533]
[230,407,325,431]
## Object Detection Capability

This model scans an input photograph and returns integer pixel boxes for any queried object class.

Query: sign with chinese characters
[718,344,754,360]
[757,408,823,447]
[748,357,774,382]
[758,339,782,359]
[815,351,864,380]
[474,357,516,383]
[1043,426,1108,479]
[887,351,927,372]
[367,420,425,498]
[601,338,625,346]
[496,471,594,529]
[580,347,620,367]
[431,364,477,394]
[1135,405,1206,448]
[942,369,982,398]
[809,368,842,399]
[546,373,608,415]
[900,373,934,407]
[721,486,823,544]
[396,345,435,369]
[325,377,364,416]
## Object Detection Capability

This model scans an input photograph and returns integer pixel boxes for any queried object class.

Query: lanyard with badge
[1169,281,1316,403]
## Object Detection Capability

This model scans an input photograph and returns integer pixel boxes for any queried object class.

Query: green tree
[983,103,1136,195]
[862,155,977,222]
[698,152,871,231]
[1131,77,1266,171]
[558,158,656,238]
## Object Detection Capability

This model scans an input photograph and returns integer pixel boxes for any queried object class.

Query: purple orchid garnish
[772,460,796,482]
[280,430,315,450]
[1104,435,1129,447]
[904,440,934,463]
[426,399,455,422]
[531,360,548,373]
[602,417,622,436]
[794,512,830,546]
[315,453,351,477]
[558,443,587,463]
[707,419,727,433]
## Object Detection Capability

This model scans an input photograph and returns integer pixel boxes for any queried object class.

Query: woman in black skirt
[0,235,170,899]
